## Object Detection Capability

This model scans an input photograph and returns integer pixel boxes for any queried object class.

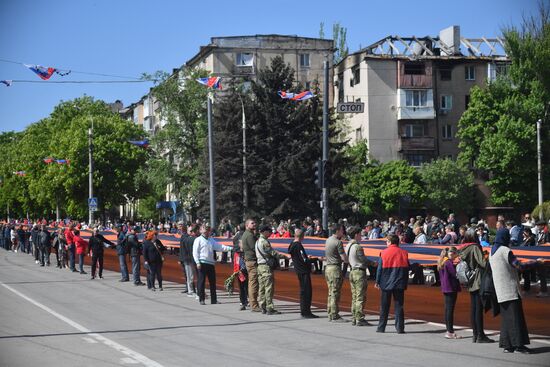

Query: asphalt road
[1,250,549,367]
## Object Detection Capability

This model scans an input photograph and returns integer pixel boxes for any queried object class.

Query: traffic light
[314,160,323,189]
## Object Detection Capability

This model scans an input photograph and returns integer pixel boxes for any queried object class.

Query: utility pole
[207,95,217,229]
[88,117,94,226]
[241,97,248,221]
[322,60,329,231]
[537,118,543,218]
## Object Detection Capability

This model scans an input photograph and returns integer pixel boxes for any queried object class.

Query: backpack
[456,259,477,286]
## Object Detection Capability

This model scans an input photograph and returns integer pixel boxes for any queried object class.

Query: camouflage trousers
[324,265,343,319]
[349,268,367,321]
[257,264,275,311]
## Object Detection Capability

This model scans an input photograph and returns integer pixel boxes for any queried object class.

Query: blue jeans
[68,245,76,270]
[131,256,141,284]
[118,254,129,280]
[78,253,85,273]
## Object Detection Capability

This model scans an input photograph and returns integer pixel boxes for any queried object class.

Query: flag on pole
[128,139,149,149]
[55,159,70,165]
[14,171,26,176]
[196,77,222,90]
[278,90,315,101]
[43,157,55,164]
[1,80,12,87]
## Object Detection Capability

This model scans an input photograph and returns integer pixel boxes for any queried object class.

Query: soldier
[255,225,285,314]
[324,223,348,322]
[241,219,261,312]
[346,226,376,326]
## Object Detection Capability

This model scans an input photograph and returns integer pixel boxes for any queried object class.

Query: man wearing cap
[324,223,348,322]
[193,224,232,305]
[256,225,285,314]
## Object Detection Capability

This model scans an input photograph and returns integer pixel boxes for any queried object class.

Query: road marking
[82,337,98,343]
[0,282,164,367]
[121,357,140,364]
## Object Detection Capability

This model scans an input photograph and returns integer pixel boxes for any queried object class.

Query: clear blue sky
[0,0,539,133]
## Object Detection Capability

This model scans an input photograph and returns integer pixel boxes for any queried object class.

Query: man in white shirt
[193,224,232,305]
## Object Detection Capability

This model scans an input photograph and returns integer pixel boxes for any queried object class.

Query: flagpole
[88,116,94,226]
[322,60,329,232]
[240,96,248,221]
[207,94,217,230]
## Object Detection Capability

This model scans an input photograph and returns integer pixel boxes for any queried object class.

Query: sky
[0,0,540,133]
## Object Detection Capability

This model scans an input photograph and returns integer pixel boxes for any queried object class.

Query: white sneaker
[194,295,199,300]
[187,292,196,298]
[35,260,39,264]
[14,250,17,253]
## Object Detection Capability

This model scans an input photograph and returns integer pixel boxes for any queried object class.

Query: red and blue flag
[55,159,70,165]
[196,77,222,90]
[43,157,54,164]
[25,64,57,80]
[128,139,149,149]
[278,90,315,101]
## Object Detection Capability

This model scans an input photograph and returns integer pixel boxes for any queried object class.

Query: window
[356,127,362,141]
[406,154,429,167]
[404,123,425,137]
[440,68,452,81]
[299,53,310,67]
[305,81,311,90]
[236,53,254,66]
[405,90,428,107]
[442,124,453,140]
[465,95,470,109]
[338,73,344,103]
[404,62,425,75]
[440,95,452,110]
[352,66,360,85]
[465,66,475,80]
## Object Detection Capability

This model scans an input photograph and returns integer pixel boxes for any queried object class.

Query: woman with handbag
[437,246,462,339]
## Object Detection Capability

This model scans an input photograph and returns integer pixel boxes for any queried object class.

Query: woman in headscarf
[489,220,533,354]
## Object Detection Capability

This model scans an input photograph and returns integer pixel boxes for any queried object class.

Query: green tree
[419,158,474,215]
[345,159,424,217]
[333,22,349,64]
[457,5,550,208]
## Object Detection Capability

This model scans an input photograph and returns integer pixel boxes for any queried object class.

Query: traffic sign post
[336,102,365,113]
[88,197,98,212]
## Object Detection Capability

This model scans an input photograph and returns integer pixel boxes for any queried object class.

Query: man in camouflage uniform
[255,225,284,315]
[324,223,348,322]
[346,226,377,326]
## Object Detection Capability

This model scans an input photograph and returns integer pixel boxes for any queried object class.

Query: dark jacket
[241,229,258,262]
[30,228,39,247]
[376,244,410,291]
[52,232,66,251]
[288,240,311,274]
[179,233,193,264]
[127,233,141,257]
[143,239,165,264]
[116,232,127,256]
[88,234,114,255]
[38,230,51,248]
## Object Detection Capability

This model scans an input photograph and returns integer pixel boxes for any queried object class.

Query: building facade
[334,26,508,166]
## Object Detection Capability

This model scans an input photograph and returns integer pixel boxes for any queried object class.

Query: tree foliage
[419,158,474,215]
[457,5,550,208]
[0,97,147,220]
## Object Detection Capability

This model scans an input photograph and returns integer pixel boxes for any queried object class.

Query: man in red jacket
[73,229,88,274]
[375,234,410,333]
[65,223,76,272]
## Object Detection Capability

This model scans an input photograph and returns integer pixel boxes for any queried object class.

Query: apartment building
[186,34,334,104]
[334,26,509,165]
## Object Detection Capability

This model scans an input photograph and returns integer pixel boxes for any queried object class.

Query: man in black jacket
[288,229,318,318]
[38,225,52,266]
[179,225,198,297]
[116,226,129,282]
[88,228,115,279]
[30,225,40,264]
[127,227,144,286]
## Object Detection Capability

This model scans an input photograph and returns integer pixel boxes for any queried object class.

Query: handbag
[256,239,279,270]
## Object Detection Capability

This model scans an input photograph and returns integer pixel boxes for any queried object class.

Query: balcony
[398,136,436,151]
[397,89,436,120]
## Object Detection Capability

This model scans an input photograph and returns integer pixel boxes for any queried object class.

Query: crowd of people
[1,211,548,355]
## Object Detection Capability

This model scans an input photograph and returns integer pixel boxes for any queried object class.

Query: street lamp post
[537,118,543,211]
[88,117,94,226]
